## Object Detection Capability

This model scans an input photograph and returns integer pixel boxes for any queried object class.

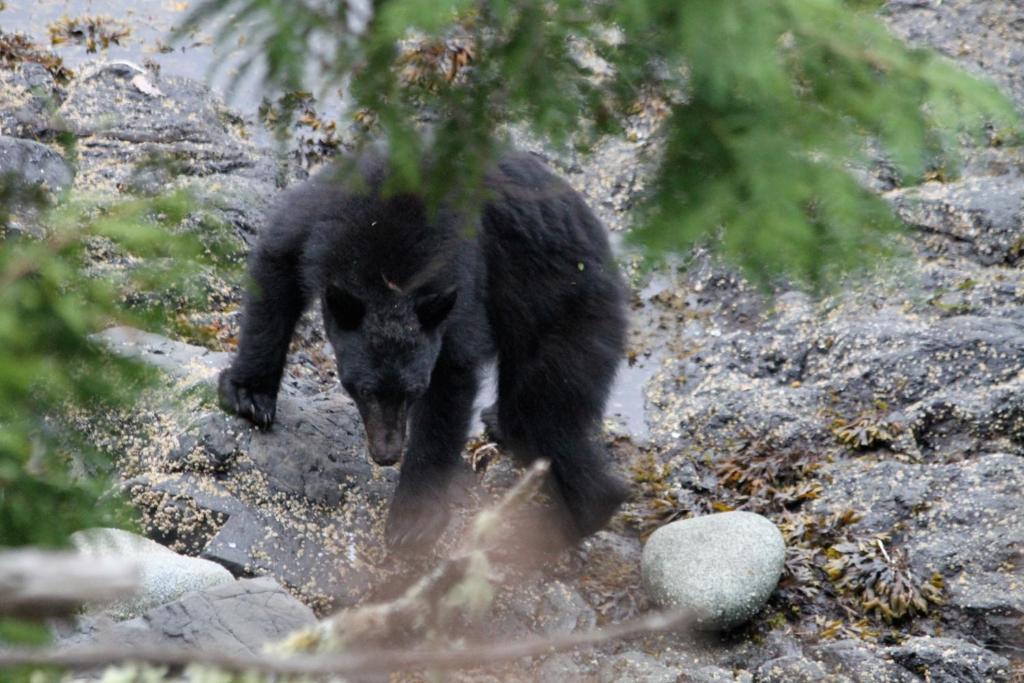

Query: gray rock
[70,528,233,620]
[62,576,315,658]
[0,135,73,193]
[883,0,1024,106]
[166,412,242,474]
[96,325,230,385]
[885,636,1012,683]
[597,651,681,683]
[888,174,1024,266]
[641,511,785,630]
[124,473,240,555]
[97,326,393,612]
[176,173,279,247]
[689,665,754,683]
[515,580,596,635]
[813,453,1024,650]
[754,655,838,683]
[50,61,288,246]
[534,653,595,682]
[0,63,62,140]
[811,640,916,683]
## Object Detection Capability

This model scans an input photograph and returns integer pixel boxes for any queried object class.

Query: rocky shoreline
[2,0,1022,680]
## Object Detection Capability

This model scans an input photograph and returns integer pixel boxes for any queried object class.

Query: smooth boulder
[71,527,234,619]
[641,511,785,630]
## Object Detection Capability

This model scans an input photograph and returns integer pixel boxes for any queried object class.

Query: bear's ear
[415,288,457,330]
[325,284,365,331]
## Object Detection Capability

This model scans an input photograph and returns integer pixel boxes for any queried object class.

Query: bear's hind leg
[496,333,629,542]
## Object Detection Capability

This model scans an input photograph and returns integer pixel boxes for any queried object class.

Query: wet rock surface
[3,0,1022,679]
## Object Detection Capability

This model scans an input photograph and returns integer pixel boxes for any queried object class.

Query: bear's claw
[218,369,277,430]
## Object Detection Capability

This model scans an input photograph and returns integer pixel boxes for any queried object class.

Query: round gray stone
[71,527,234,620]
[641,511,785,630]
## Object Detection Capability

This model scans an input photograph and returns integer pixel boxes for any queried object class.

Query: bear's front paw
[385,485,451,552]
[218,369,278,429]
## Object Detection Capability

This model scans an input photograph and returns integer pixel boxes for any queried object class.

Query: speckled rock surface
[888,174,1024,267]
[94,326,394,613]
[60,576,316,658]
[885,636,1012,683]
[883,0,1024,106]
[642,512,785,630]
[0,135,73,192]
[598,651,680,683]
[0,62,63,141]
[70,527,233,620]
[56,62,279,195]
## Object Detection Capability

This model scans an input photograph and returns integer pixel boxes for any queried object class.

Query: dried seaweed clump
[625,451,693,538]
[824,534,943,621]
[832,414,895,450]
[48,15,130,53]
[626,438,828,542]
[0,31,73,82]
[259,92,342,169]
[776,509,862,604]
[715,444,823,511]
[398,34,475,89]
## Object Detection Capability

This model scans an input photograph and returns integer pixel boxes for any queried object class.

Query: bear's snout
[367,427,405,466]
[359,398,409,467]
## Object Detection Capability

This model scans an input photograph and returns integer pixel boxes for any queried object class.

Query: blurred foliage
[0,176,237,549]
[180,0,1019,288]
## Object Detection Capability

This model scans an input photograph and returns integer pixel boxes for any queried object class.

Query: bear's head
[323,281,457,466]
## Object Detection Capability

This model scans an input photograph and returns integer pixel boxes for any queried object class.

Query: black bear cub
[218,150,630,550]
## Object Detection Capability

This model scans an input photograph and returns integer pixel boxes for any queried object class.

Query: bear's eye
[326,284,365,331]
[343,381,373,400]
[415,288,457,329]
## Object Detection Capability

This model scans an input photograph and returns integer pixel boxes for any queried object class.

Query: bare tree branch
[0,550,139,618]
[281,458,553,651]
[0,460,689,678]
[0,607,690,675]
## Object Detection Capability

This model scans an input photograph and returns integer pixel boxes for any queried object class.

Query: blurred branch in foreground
[0,461,690,677]
[0,176,242,550]
[0,551,139,619]
[0,608,689,676]
[281,458,556,652]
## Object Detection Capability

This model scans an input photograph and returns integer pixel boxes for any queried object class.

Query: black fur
[219,150,630,550]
